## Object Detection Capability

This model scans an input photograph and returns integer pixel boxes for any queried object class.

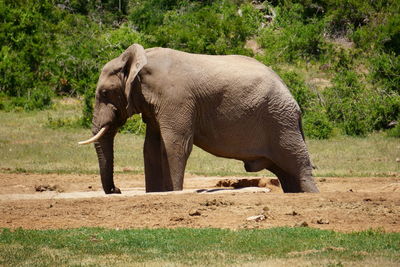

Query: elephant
[79,44,319,194]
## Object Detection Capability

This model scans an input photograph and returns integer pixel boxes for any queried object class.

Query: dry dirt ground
[0,172,399,232]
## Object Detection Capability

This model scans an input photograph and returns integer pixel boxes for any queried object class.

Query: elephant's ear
[123,44,147,115]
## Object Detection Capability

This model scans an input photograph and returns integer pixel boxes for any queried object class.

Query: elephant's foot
[280,177,319,193]
[298,178,319,193]
[267,165,319,193]
[105,187,121,194]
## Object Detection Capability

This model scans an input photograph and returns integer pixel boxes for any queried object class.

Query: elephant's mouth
[78,126,109,145]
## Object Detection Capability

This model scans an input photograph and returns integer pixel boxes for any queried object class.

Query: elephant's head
[78,44,147,194]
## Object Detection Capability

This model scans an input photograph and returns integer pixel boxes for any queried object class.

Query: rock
[319,178,327,182]
[35,184,60,192]
[396,158,400,163]
[201,199,233,207]
[269,178,280,187]
[216,178,270,189]
[388,121,398,128]
[170,217,184,222]
[246,215,266,222]
[189,209,201,216]
[258,178,268,188]
[313,218,330,224]
[286,211,299,216]
[294,221,308,227]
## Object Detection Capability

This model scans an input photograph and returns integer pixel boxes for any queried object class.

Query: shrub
[129,0,182,32]
[387,122,400,138]
[0,1,59,110]
[46,115,81,129]
[0,0,138,111]
[327,46,357,72]
[368,52,400,94]
[279,70,332,139]
[77,24,144,128]
[259,6,326,63]
[80,89,95,128]
[303,108,333,139]
[141,1,263,55]
[324,71,371,136]
[324,0,374,37]
[323,69,400,136]
[279,71,317,113]
[120,114,146,135]
[352,9,400,55]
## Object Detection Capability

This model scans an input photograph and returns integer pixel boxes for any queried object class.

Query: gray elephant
[79,44,319,194]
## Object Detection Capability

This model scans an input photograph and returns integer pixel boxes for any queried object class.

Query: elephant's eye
[100,90,107,97]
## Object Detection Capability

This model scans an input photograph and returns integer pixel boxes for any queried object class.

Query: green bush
[259,4,326,63]
[46,115,81,129]
[324,70,400,136]
[80,89,95,128]
[327,46,357,72]
[303,108,333,139]
[279,71,317,113]
[147,1,262,55]
[0,0,137,111]
[279,70,332,139]
[1,0,399,139]
[387,122,400,138]
[324,0,375,36]
[0,1,59,110]
[352,9,400,55]
[78,24,144,128]
[324,71,370,136]
[120,114,146,135]
[129,0,183,32]
[368,52,400,94]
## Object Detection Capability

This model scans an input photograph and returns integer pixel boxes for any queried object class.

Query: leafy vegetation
[1,0,399,138]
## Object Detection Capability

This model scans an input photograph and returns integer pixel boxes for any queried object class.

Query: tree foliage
[0,0,399,137]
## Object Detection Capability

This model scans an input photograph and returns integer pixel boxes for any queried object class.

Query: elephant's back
[145,48,300,160]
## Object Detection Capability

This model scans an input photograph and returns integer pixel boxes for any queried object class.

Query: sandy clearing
[0,173,399,232]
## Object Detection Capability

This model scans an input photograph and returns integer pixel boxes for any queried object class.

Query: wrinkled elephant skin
[81,44,319,194]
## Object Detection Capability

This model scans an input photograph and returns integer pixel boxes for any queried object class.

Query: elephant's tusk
[78,126,109,145]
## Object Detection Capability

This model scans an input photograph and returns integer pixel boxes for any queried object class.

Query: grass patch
[0,98,398,177]
[0,227,399,266]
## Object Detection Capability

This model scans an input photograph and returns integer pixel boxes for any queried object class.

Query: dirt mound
[35,184,63,192]
[216,178,280,189]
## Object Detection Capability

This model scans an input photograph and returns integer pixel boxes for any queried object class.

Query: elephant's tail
[299,116,305,142]
[299,116,318,170]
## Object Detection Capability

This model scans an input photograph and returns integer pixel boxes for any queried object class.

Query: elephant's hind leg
[266,135,319,193]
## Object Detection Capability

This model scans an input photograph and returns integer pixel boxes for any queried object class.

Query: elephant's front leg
[159,128,194,191]
[143,126,164,192]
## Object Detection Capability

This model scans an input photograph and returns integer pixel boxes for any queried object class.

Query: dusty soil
[0,172,399,232]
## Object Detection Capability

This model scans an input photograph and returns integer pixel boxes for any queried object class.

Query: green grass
[0,227,399,266]
[0,98,399,177]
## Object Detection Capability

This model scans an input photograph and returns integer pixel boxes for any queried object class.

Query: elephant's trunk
[93,132,121,194]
